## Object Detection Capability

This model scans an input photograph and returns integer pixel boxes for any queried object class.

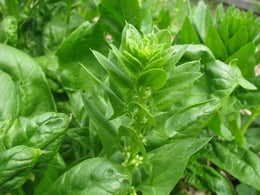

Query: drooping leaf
[187,161,236,195]
[201,140,260,191]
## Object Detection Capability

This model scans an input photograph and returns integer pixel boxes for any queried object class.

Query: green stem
[241,109,258,135]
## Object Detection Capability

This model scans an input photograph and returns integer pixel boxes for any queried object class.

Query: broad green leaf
[34,154,66,195]
[155,69,202,110]
[165,99,220,139]
[236,183,260,195]
[56,22,107,91]
[3,112,69,166]
[201,140,260,191]
[226,43,256,79]
[174,44,215,64]
[176,17,201,44]
[0,44,55,117]
[44,157,132,195]
[136,68,167,90]
[99,0,141,46]
[0,145,41,190]
[0,70,17,120]
[187,161,236,195]
[227,27,248,55]
[92,50,132,89]
[205,60,256,98]
[205,26,228,61]
[138,138,211,195]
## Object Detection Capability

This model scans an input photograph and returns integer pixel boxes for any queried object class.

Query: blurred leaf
[176,17,201,44]
[205,26,228,61]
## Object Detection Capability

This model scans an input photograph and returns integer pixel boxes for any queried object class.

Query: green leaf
[205,26,228,61]
[175,44,215,64]
[227,27,248,55]
[99,0,141,46]
[0,44,55,117]
[191,1,212,42]
[205,60,256,98]
[201,140,260,191]
[0,69,17,120]
[236,183,260,195]
[111,44,142,78]
[3,112,70,166]
[44,157,132,195]
[136,68,167,90]
[56,22,107,91]
[138,138,211,195]
[226,43,256,79]
[164,99,220,139]
[0,145,41,190]
[80,63,125,118]
[187,161,236,195]
[81,93,119,156]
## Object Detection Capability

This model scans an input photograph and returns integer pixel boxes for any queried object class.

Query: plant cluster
[1,0,260,194]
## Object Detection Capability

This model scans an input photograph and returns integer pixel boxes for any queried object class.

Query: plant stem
[241,109,258,135]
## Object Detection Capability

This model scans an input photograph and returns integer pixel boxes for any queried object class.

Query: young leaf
[92,50,133,89]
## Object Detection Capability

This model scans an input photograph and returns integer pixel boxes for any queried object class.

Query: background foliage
[1,0,260,194]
